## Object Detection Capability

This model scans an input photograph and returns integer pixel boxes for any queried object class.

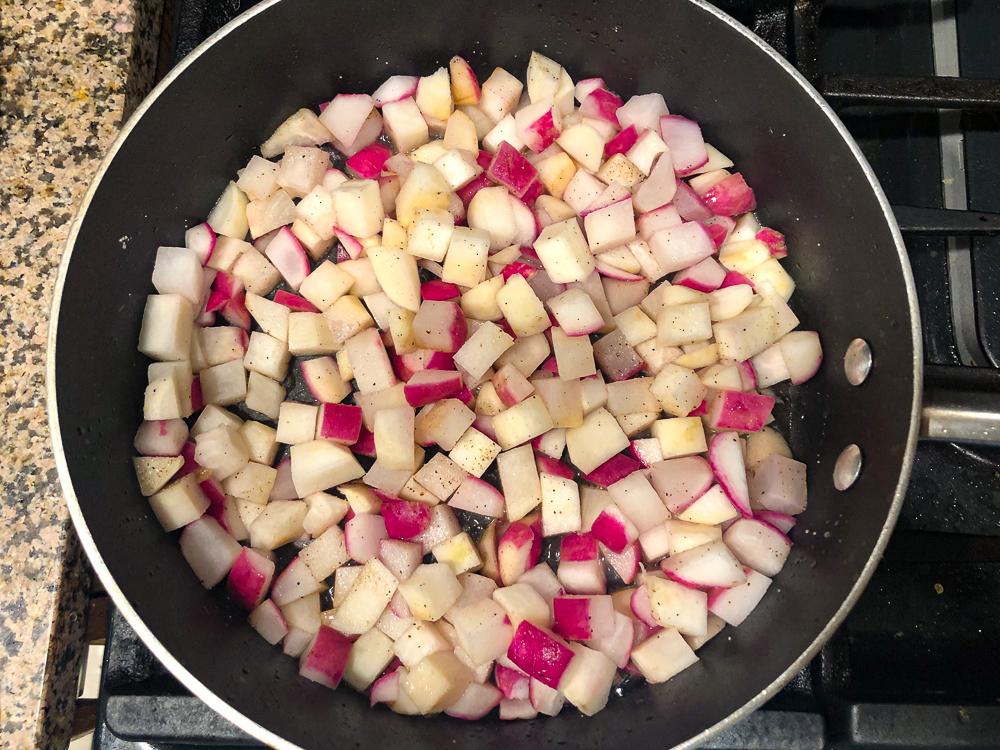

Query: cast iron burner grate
[94,0,1000,747]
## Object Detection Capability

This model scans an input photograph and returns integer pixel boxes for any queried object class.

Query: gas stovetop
[93,0,1000,747]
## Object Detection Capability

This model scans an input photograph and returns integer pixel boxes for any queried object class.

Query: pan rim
[46,0,922,746]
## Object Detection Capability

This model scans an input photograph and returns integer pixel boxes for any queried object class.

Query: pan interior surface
[50,0,920,747]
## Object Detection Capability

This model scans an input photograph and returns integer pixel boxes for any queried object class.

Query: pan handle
[920,389,1000,444]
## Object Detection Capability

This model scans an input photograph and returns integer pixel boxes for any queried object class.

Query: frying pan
[47,0,925,747]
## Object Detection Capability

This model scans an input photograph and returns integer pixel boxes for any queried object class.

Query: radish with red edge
[661,539,746,588]
[582,453,640,487]
[647,456,715,512]
[755,510,797,534]
[589,505,638,554]
[600,541,640,584]
[702,215,737,247]
[703,173,757,215]
[185,222,216,266]
[372,75,419,107]
[580,88,623,125]
[535,452,574,480]
[370,669,401,706]
[560,532,598,561]
[673,256,727,292]
[604,123,639,158]
[778,331,823,384]
[723,517,792,576]
[226,547,275,611]
[708,567,772,626]
[498,521,540,585]
[345,513,389,562]
[553,594,615,640]
[345,143,391,179]
[273,289,319,312]
[487,142,540,199]
[659,115,709,175]
[271,556,322,606]
[316,402,363,445]
[249,599,288,645]
[301,356,352,403]
[501,261,539,282]
[449,475,505,517]
[420,280,460,300]
[179,516,243,588]
[446,683,503,720]
[706,390,775,432]
[334,228,363,260]
[529,678,565,716]
[629,438,664,467]
[649,221,716,275]
[495,663,530,699]
[299,625,353,689]
[506,620,574,689]
[381,500,431,540]
[756,227,788,258]
[708,432,752,518]
[262,227,310,291]
[404,369,463,407]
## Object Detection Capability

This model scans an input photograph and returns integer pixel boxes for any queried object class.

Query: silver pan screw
[833,444,862,491]
[844,338,872,385]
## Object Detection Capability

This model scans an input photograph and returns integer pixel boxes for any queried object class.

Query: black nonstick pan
[48,0,925,747]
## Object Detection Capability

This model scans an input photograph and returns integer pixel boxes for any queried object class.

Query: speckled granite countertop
[1,0,160,746]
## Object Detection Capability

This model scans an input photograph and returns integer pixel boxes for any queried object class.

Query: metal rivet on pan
[844,338,872,385]
[833,444,862,491]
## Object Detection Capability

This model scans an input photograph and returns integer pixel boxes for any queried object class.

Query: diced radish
[495,663,530,699]
[582,454,639,488]
[778,331,823,384]
[553,594,615,640]
[722,518,792,576]
[558,643,616,716]
[661,539,746,588]
[249,599,288,644]
[529,678,565,716]
[629,438,664,468]
[647,456,714,512]
[702,173,756,215]
[630,628,698,684]
[671,180,713,221]
[708,432,752,517]
[675,484,739,526]
[179,516,243,588]
[580,88,623,125]
[346,143,391,179]
[755,510,797,534]
[560,532,598,562]
[372,75,419,107]
[449,475,505,518]
[659,115,709,175]
[604,124,639,158]
[498,521,541,585]
[506,620,574,689]
[412,300,468,354]
[134,419,189,457]
[299,625,353,689]
[446,682,503,720]
[421,280,461,301]
[301,357,352,404]
[749,453,807,515]
[535,452,573,480]
[756,227,788,258]
[226,546,275,611]
[185,222,216,266]
[404,369,463,407]
[557,557,606,595]
[499,698,537,720]
[706,390,775,432]
[370,668,402,707]
[378,539,423,582]
[380,500,431,541]
[708,568,772,626]
[590,505,638,554]
[600,541,640,584]
[271,556,322,606]
[346,512,389,562]
[673,256,727,292]
[649,221,715,275]
[616,93,668,135]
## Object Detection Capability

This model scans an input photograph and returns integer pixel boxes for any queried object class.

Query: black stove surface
[95,0,1000,747]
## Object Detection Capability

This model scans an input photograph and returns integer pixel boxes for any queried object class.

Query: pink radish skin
[756,228,788,258]
[659,115,709,175]
[335,229,364,260]
[535,453,574,480]
[629,585,658,627]
[579,88,623,125]
[404,369,463,407]
[575,77,606,102]
[706,390,775,432]
[599,541,640,584]
[420,280,460,301]
[702,173,757,215]
[604,124,639,158]
[709,432,753,518]
[495,664,530,699]
[345,513,389,562]
[671,179,714,221]
[510,196,542,246]
[560,532,599,562]
[553,595,615,640]
[372,75,419,107]
[370,670,401,706]
[720,269,755,288]
[393,349,454,381]
[472,414,497,442]
[540,356,559,375]
[506,621,575,689]
[273,290,319,312]
[381,500,431,540]
[516,103,563,153]
[498,521,541,585]
[487,142,540,199]
[226,547,275,611]
[134,419,188,456]
[205,290,228,313]
[299,625,353,689]
[708,567,772,626]
[248,599,287,645]
[755,510,797,535]
[212,271,244,299]
[446,683,503,720]
[672,256,727,292]
[316,402,363,445]
[520,178,546,207]
[736,359,758,391]
[185,222,217,266]
[352,426,377,458]
[501,261,539,282]
[647,456,715,512]
[583,454,640,488]
[701,215,737,247]
[449,475,505,517]
[723,518,792,576]
[221,291,251,329]
[590,505,638,554]
[345,143,391,179]
[456,172,493,207]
